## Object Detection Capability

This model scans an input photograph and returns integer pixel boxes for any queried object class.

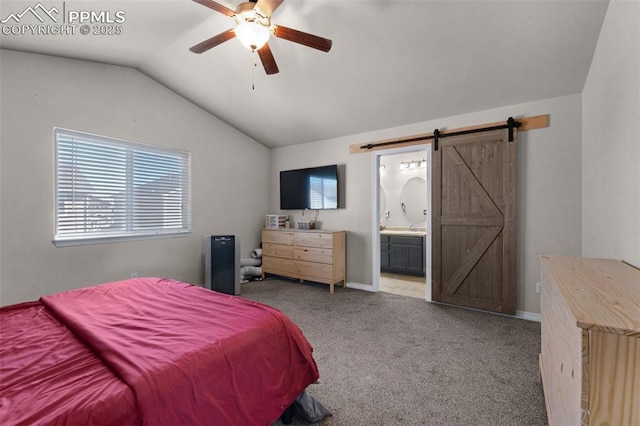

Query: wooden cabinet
[380,234,425,276]
[262,229,346,293]
[380,235,391,269]
[539,256,640,426]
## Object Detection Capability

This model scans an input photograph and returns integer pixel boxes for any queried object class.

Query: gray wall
[582,1,640,267]
[6,4,636,314]
[270,94,584,315]
[0,50,270,306]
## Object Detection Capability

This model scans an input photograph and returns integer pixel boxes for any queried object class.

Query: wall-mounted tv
[280,165,338,210]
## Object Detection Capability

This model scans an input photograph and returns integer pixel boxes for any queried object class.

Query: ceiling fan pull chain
[252,60,257,90]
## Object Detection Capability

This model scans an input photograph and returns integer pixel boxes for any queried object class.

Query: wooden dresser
[539,255,640,426]
[262,229,346,293]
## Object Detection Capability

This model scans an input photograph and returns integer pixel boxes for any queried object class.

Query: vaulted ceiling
[0,0,609,147]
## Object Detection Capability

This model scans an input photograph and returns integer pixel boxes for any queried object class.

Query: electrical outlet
[385,211,390,218]
[131,272,138,278]
[536,281,541,294]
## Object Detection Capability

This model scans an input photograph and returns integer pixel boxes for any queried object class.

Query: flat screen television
[280,165,338,210]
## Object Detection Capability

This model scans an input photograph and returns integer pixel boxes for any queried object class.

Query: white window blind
[54,128,191,246]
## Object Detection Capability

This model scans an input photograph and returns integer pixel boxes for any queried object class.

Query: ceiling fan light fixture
[235,21,270,51]
[190,0,333,75]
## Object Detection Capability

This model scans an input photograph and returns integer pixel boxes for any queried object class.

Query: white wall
[271,94,583,314]
[379,152,428,229]
[582,0,640,267]
[0,50,270,306]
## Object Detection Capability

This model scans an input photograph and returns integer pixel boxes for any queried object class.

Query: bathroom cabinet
[380,235,391,269]
[380,234,425,276]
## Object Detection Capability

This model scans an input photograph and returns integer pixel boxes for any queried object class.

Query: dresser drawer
[294,261,333,281]
[262,230,294,245]
[294,247,333,264]
[294,232,334,249]
[263,243,294,259]
[262,256,294,274]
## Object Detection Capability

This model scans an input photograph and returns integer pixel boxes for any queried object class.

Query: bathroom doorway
[373,146,432,300]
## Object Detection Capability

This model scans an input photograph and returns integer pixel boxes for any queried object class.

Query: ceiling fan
[190,0,333,75]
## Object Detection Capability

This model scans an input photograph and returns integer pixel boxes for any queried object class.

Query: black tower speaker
[204,235,240,295]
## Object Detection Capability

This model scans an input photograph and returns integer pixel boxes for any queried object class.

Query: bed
[0,278,320,425]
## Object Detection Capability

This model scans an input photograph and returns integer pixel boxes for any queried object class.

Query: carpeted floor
[241,278,548,426]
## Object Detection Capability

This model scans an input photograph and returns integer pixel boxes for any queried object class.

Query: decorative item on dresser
[539,255,640,426]
[265,214,288,229]
[262,228,346,293]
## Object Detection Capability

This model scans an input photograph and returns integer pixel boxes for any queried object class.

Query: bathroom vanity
[380,229,425,276]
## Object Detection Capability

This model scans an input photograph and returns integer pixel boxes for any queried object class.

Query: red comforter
[0,302,140,425]
[1,278,319,425]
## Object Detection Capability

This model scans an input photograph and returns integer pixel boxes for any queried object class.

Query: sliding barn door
[432,128,516,315]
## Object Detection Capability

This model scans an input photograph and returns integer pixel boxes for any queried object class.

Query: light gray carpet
[240,278,548,426]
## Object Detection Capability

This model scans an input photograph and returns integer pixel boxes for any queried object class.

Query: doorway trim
[372,145,432,301]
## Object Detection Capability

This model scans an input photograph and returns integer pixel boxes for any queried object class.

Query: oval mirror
[400,176,427,223]
[379,186,386,219]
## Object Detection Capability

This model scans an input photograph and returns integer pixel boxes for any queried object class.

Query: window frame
[53,128,192,247]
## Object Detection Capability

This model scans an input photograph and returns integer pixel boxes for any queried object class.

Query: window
[54,128,191,246]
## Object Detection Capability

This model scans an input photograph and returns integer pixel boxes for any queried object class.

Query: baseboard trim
[516,310,541,322]
[346,283,541,321]
[346,282,375,292]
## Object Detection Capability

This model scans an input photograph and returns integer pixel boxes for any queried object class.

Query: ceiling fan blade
[257,43,279,75]
[273,25,332,52]
[255,0,284,17]
[191,0,235,17]
[190,28,236,53]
